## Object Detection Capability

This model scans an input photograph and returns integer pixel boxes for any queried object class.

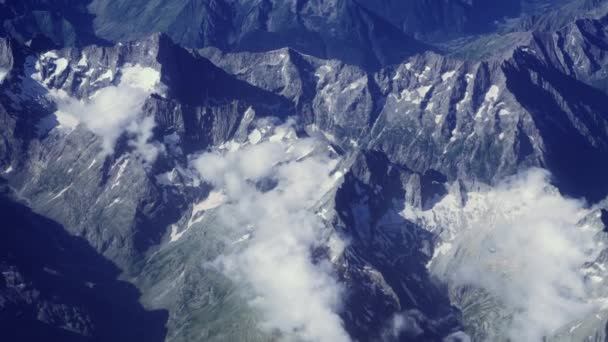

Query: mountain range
[3,1,608,341]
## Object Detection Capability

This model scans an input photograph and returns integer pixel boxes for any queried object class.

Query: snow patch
[431,242,452,264]
[569,323,582,333]
[485,85,500,102]
[343,76,367,92]
[120,65,160,92]
[110,158,129,189]
[169,224,186,242]
[155,168,179,186]
[108,198,122,208]
[269,126,289,142]
[475,85,501,119]
[0,68,8,84]
[248,129,262,145]
[41,51,59,60]
[47,58,68,83]
[94,69,113,84]
[233,233,252,244]
[590,275,603,284]
[87,159,97,169]
[499,108,511,116]
[49,184,72,201]
[187,191,227,228]
[314,65,333,79]
[392,70,401,81]
[441,71,456,81]
[77,53,88,67]
[456,91,470,111]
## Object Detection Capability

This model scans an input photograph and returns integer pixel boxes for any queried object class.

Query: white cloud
[49,65,162,162]
[385,313,423,339]
[406,169,603,341]
[119,64,161,92]
[192,123,350,342]
[127,114,165,163]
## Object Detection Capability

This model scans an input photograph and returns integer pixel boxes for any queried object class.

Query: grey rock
[3,2,608,341]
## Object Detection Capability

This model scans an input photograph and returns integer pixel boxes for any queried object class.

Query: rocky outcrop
[3,2,608,341]
[0,182,168,342]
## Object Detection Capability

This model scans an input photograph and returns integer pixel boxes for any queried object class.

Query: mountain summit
[3,1,608,341]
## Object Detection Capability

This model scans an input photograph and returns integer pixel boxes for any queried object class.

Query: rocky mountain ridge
[3,1,608,341]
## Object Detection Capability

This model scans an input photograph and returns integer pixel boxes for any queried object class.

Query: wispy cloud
[49,65,163,162]
[407,169,602,341]
[192,122,350,342]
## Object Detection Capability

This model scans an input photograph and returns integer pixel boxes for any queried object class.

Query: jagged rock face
[0,0,104,47]
[528,15,608,92]
[407,174,608,342]
[355,0,523,40]
[0,183,168,342]
[0,34,297,270]
[3,0,602,68]
[89,0,434,69]
[87,0,593,58]
[372,47,608,202]
[333,151,459,341]
[202,39,608,202]
[4,1,608,342]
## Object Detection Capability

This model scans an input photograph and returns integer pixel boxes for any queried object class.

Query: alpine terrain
[3,1,608,341]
